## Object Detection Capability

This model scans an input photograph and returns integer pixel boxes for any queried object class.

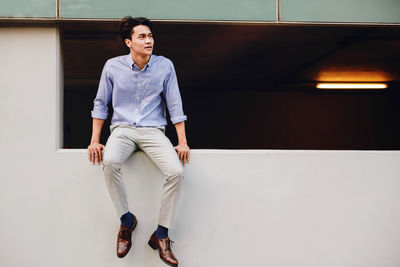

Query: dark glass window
[62,21,400,149]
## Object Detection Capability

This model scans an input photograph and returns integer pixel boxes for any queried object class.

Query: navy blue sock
[120,212,134,227]
[155,225,169,239]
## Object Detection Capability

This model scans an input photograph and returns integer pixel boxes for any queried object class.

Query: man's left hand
[174,144,190,166]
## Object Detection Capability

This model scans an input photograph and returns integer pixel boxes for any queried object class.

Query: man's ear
[124,38,131,48]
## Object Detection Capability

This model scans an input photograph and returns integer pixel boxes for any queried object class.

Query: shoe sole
[117,218,138,258]
[148,239,178,267]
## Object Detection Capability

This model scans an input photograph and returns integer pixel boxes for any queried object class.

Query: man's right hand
[88,142,105,165]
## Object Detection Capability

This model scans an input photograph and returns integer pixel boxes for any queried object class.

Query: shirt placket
[134,70,142,126]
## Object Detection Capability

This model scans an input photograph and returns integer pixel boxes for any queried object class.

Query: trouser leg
[138,128,183,228]
[102,127,137,217]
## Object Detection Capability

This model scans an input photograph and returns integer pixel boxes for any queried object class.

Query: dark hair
[120,16,153,41]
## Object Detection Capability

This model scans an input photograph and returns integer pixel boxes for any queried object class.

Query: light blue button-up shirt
[91,53,187,127]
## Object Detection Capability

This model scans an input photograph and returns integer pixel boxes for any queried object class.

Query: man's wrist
[90,139,100,144]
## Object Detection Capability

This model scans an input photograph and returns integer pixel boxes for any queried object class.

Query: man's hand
[174,143,190,166]
[88,142,105,165]
[173,121,189,166]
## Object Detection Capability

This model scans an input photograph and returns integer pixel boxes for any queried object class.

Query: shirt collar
[126,53,154,71]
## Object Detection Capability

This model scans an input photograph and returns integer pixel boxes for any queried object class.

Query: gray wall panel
[61,0,276,21]
[282,0,400,23]
[0,0,56,17]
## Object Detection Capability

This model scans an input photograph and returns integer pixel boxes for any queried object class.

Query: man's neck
[131,53,151,70]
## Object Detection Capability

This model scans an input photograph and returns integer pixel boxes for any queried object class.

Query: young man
[88,16,189,267]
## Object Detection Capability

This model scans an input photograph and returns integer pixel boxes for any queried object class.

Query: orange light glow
[316,83,388,89]
[316,70,393,82]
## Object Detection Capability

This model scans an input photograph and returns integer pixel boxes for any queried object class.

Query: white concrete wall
[1,26,400,267]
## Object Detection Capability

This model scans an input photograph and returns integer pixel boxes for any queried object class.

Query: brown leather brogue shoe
[148,232,178,267]
[116,214,137,258]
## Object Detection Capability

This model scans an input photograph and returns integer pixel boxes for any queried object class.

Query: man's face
[125,25,154,57]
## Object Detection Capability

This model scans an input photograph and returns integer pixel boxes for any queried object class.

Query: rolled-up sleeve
[91,60,113,120]
[163,60,187,124]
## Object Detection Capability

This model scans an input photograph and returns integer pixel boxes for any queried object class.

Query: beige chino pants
[102,125,183,228]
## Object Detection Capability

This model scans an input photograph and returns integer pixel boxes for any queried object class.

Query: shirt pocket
[145,79,164,96]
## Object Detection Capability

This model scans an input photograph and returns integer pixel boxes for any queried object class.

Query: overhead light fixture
[316,83,388,89]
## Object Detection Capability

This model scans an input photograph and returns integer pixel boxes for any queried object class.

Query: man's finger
[184,152,189,165]
[185,152,189,164]
[97,147,103,163]
[95,149,100,164]
[92,150,96,165]
[93,149,97,165]
[181,153,186,166]
[89,149,93,164]
[95,149,99,164]
[95,148,99,164]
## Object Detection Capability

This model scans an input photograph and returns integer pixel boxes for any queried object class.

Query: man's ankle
[120,212,134,227]
[155,224,169,239]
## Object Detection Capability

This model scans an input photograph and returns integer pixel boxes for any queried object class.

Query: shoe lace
[121,229,131,240]
[166,239,175,250]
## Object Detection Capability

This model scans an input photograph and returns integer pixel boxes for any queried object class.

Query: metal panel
[61,0,276,21]
[282,0,400,23]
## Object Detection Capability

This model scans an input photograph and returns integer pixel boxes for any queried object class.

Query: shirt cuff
[171,115,187,125]
[91,110,108,120]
